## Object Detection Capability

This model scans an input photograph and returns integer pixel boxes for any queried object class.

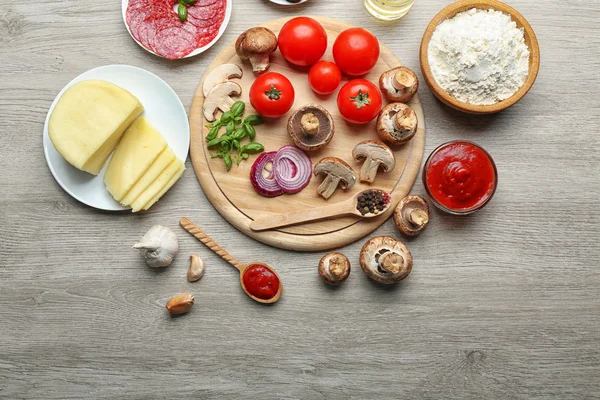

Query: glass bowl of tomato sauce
[423,141,498,215]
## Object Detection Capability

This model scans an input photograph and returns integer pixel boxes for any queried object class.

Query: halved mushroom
[202,64,243,96]
[352,140,396,184]
[359,236,412,284]
[314,157,356,199]
[203,81,242,122]
[394,195,430,236]
[287,104,335,152]
[235,27,278,74]
[318,252,350,285]
[376,103,418,145]
[379,67,419,103]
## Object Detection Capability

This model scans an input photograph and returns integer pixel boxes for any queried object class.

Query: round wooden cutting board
[189,16,426,251]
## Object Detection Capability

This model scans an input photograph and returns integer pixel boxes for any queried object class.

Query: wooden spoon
[250,189,391,231]
[179,217,283,304]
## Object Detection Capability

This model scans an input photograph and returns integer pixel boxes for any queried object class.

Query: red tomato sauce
[243,265,280,300]
[425,141,496,211]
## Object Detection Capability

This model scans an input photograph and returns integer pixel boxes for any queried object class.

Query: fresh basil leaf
[231,101,245,117]
[244,115,264,126]
[244,123,256,141]
[223,154,232,171]
[177,4,187,22]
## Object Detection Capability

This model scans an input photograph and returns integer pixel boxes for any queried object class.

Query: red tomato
[333,28,380,76]
[308,61,342,95]
[278,17,327,67]
[249,72,295,118]
[337,79,382,124]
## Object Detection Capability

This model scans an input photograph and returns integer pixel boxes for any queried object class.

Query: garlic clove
[134,225,178,268]
[166,293,194,315]
[187,254,206,282]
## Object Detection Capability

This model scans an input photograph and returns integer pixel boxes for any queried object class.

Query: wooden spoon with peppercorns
[250,189,391,231]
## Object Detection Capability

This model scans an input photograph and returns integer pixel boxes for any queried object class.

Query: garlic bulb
[133,225,179,268]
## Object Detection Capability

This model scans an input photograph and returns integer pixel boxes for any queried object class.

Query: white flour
[428,8,530,105]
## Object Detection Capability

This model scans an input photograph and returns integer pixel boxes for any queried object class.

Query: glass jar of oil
[363,0,414,21]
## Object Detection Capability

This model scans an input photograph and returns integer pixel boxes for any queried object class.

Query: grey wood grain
[1,0,599,398]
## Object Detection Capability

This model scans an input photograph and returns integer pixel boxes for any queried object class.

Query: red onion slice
[273,145,312,194]
[250,152,284,197]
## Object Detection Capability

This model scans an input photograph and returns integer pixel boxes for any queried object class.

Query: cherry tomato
[337,79,382,124]
[308,61,342,95]
[249,72,295,118]
[278,17,327,67]
[333,28,380,76]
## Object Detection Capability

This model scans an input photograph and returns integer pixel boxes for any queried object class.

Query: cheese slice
[130,158,184,213]
[49,80,143,175]
[120,147,176,206]
[104,118,167,202]
[142,163,185,211]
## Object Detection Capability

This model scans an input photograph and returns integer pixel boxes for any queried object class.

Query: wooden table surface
[1,0,599,398]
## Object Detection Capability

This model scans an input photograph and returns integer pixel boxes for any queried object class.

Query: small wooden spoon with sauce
[180,217,283,304]
[250,189,391,231]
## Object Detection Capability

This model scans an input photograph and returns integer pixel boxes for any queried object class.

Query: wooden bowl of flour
[420,0,540,114]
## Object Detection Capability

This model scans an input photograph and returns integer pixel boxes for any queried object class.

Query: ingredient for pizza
[187,254,206,282]
[48,80,143,175]
[235,27,278,74]
[250,145,312,197]
[314,157,356,199]
[333,28,380,76]
[166,293,194,315]
[203,81,242,122]
[129,157,185,212]
[394,195,429,236]
[376,103,418,145]
[242,264,280,300]
[318,253,350,285]
[308,61,342,95]
[356,189,391,216]
[352,140,395,183]
[278,17,327,67]
[249,72,295,118]
[428,8,530,105]
[379,67,418,103]
[360,236,412,284]
[424,141,497,214]
[120,147,176,206]
[287,104,334,152]
[202,64,243,96]
[134,225,179,268]
[125,0,227,60]
[337,79,382,124]
[206,100,265,170]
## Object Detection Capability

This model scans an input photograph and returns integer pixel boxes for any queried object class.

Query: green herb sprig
[177,0,196,22]
[206,101,265,171]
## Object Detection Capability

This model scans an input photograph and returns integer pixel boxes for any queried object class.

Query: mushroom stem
[359,157,381,184]
[405,208,429,227]
[317,175,341,199]
[300,113,319,136]
[393,69,415,91]
[394,109,410,131]
[328,256,346,277]
[249,54,271,73]
[379,252,404,274]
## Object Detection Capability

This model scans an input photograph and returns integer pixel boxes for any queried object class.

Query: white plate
[43,64,190,212]
[268,0,308,5]
[121,0,232,59]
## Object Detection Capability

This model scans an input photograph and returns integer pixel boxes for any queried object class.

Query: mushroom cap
[314,157,356,189]
[203,81,242,121]
[394,195,430,236]
[359,236,412,284]
[352,140,396,172]
[379,66,419,103]
[318,252,351,285]
[202,64,243,96]
[287,104,335,152]
[376,103,418,145]
[235,27,278,59]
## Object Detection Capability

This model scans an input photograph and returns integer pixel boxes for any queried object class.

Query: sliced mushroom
[376,103,418,145]
[202,64,243,96]
[359,236,412,284]
[352,140,396,184]
[313,157,356,199]
[379,67,419,103]
[394,195,430,236]
[203,81,242,122]
[287,104,335,152]
[318,252,350,285]
[235,27,278,74]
